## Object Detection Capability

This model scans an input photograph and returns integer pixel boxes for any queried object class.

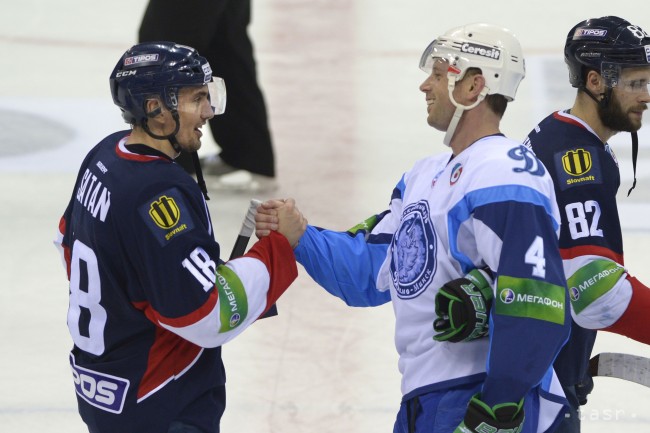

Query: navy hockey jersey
[54,130,297,433]
[525,111,626,388]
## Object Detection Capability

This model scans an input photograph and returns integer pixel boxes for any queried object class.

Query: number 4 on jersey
[525,236,546,278]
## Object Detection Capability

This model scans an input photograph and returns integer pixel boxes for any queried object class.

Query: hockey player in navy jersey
[523,16,650,433]
[256,24,570,433]
[54,42,306,433]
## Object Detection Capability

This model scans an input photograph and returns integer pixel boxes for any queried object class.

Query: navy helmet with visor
[110,41,226,126]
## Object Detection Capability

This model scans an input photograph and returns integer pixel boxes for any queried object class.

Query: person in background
[139,0,277,192]
[524,16,650,432]
[54,42,305,433]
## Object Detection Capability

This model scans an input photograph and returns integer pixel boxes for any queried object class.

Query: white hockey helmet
[419,23,526,101]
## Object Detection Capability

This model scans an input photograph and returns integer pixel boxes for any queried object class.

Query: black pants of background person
[139,0,275,177]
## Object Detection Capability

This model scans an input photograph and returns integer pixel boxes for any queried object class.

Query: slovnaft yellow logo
[562,148,592,176]
[149,195,180,229]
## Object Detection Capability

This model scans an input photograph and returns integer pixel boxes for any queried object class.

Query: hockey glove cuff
[454,394,525,433]
[433,269,493,342]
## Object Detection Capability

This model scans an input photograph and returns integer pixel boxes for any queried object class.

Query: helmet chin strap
[191,152,210,200]
[442,76,488,147]
[628,131,638,196]
[142,110,182,150]
[143,111,211,200]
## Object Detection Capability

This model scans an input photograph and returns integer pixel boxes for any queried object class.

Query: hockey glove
[433,269,493,342]
[454,394,525,433]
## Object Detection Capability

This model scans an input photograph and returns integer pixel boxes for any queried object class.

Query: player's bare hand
[255,199,283,238]
[276,198,307,248]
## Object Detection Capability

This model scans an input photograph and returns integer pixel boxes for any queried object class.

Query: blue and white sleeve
[294,178,406,307]
[294,222,392,307]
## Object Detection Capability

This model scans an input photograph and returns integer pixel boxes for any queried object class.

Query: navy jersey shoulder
[526,112,622,255]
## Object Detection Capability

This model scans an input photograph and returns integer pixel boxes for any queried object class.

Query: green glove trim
[454,394,524,433]
[433,269,493,343]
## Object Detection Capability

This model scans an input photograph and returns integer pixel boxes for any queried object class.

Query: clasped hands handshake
[255,198,307,248]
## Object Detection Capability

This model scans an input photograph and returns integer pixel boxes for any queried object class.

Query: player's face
[419,58,455,131]
[175,85,215,152]
[601,67,650,133]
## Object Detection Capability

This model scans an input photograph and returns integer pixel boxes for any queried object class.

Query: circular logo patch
[229,313,241,328]
[390,201,437,299]
[500,288,515,304]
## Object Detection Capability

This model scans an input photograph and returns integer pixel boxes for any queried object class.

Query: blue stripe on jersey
[295,225,391,307]
[368,232,393,245]
[447,185,558,272]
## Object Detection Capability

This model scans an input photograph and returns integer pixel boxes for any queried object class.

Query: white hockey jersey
[295,135,570,432]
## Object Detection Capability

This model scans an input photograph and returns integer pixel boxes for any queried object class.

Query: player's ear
[145,98,163,118]
[465,73,486,102]
[585,70,604,94]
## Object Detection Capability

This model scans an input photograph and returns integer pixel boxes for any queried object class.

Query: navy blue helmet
[110,41,226,125]
[565,16,650,88]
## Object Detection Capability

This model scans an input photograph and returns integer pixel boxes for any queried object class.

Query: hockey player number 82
[68,240,107,356]
[565,200,603,240]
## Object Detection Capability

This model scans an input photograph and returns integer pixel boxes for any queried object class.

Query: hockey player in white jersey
[256,24,570,432]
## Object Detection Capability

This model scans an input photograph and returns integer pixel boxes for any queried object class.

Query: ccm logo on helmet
[116,70,137,78]
[460,42,501,60]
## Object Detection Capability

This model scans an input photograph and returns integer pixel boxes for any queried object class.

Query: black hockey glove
[433,269,493,342]
[453,394,525,433]
[575,374,594,406]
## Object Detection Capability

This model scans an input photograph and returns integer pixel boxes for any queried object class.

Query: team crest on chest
[390,201,436,299]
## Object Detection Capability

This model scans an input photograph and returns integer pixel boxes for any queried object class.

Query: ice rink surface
[2,0,650,432]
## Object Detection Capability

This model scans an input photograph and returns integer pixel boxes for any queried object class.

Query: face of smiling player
[172,85,215,152]
[419,58,457,132]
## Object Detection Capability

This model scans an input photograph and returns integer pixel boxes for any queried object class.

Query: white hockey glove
[433,269,493,343]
